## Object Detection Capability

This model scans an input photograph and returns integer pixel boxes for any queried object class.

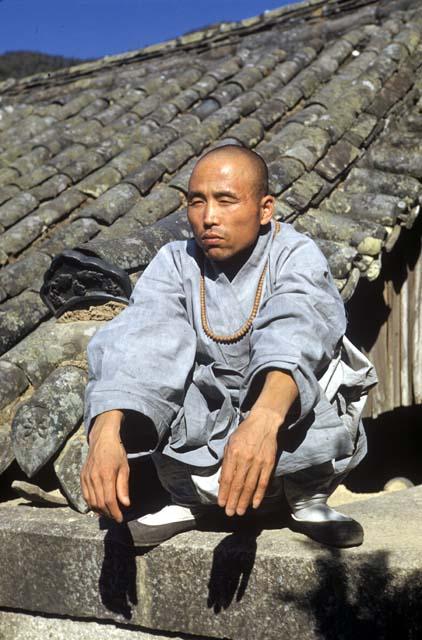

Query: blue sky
[0,0,303,59]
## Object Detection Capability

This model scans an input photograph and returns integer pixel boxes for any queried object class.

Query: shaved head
[187,143,275,263]
[194,145,269,199]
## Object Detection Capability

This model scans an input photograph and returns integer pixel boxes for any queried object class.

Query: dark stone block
[12,365,87,477]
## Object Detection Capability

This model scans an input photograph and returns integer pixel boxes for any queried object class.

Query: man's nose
[203,201,220,227]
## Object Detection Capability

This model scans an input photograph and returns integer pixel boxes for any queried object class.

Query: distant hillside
[0,51,87,81]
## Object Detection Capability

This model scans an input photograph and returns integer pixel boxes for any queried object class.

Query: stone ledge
[0,609,198,640]
[0,487,421,640]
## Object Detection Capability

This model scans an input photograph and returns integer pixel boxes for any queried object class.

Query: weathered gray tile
[0,290,50,356]
[39,218,101,256]
[31,174,71,202]
[76,166,122,198]
[1,319,100,386]
[12,365,86,477]
[0,251,51,299]
[54,425,89,513]
[0,192,39,229]
[0,361,29,412]
[315,139,360,181]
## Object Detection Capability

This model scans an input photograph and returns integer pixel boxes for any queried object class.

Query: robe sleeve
[239,233,347,428]
[83,243,197,450]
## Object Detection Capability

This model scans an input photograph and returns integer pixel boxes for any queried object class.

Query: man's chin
[203,247,232,262]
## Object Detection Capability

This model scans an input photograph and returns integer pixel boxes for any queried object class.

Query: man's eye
[188,199,203,206]
[219,199,235,205]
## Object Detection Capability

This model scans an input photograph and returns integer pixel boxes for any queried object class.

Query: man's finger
[84,471,99,513]
[116,464,131,508]
[217,452,236,507]
[224,462,250,516]
[80,467,91,507]
[103,476,123,522]
[236,464,261,515]
[252,463,274,509]
[90,472,111,519]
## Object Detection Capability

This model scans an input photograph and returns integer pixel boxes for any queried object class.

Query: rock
[54,426,89,513]
[384,477,414,492]
[11,365,87,477]
[0,422,14,476]
[11,480,68,506]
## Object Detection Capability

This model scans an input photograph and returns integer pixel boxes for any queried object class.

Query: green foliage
[0,50,87,81]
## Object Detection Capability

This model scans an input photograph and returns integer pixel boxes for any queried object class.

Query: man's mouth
[202,234,223,246]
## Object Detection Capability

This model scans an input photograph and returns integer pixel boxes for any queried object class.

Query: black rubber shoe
[288,516,364,548]
[127,517,198,547]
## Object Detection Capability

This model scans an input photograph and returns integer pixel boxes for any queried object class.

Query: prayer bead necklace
[200,220,280,344]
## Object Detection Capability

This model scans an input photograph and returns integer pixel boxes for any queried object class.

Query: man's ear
[260,195,275,225]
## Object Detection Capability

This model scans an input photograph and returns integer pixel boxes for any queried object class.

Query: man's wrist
[88,410,125,445]
[248,406,284,433]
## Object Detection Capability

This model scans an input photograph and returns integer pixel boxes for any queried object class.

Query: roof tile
[315,139,361,180]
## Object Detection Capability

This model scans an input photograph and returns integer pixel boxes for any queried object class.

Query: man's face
[187,153,273,262]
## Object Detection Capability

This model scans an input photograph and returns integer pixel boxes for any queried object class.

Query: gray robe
[84,219,377,476]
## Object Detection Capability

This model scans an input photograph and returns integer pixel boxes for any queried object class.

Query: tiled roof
[0,0,421,504]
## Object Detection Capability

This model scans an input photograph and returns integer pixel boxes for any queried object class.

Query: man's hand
[80,410,130,522]
[217,407,280,516]
[218,369,299,516]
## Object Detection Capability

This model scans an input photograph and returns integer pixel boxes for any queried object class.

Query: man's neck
[212,241,258,282]
[208,222,271,281]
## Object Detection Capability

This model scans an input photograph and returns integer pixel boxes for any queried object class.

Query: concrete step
[0,486,421,640]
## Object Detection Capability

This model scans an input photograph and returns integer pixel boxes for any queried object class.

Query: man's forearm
[249,369,299,430]
[88,409,125,445]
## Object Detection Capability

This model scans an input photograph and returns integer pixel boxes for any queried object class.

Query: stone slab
[0,487,421,639]
[0,610,198,640]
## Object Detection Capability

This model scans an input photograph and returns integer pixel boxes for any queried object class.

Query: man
[81,145,377,548]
